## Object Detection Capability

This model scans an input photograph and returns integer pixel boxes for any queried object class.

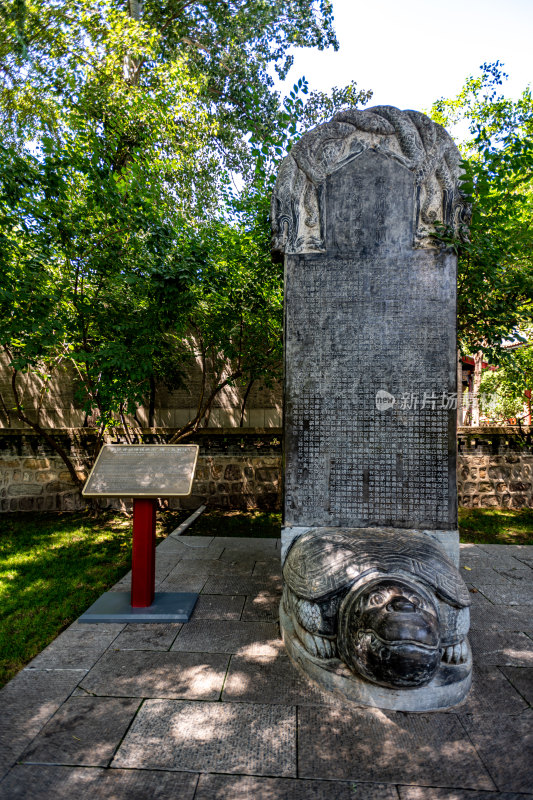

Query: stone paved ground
[1,536,532,799]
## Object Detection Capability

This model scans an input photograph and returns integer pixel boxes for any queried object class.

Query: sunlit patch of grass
[459,507,533,545]
[0,510,166,688]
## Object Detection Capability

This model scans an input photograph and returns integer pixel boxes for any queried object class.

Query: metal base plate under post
[79,591,198,623]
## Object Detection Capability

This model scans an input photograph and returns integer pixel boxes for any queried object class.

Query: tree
[430,63,533,424]
[479,335,533,425]
[0,0,372,483]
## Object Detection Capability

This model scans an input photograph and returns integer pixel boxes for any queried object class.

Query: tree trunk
[9,369,84,487]
[148,374,156,427]
[239,378,255,427]
[471,350,483,426]
[456,350,463,427]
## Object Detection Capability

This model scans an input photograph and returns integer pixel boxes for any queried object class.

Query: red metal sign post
[79,444,199,623]
[131,498,157,607]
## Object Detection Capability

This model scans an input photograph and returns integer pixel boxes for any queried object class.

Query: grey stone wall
[0,429,282,513]
[457,427,532,509]
[1,427,531,513]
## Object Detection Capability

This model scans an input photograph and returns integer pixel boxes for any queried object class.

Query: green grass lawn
[0,506,531,689]
[0,511,167,688]
[458,506,533,545]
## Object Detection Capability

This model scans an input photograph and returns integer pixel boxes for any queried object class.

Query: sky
[276,0,532,116]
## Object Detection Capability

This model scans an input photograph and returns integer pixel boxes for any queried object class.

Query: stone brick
[509,482,531,492]
[45,480,76,493]
[506,455,520,463]
[62,492,84,511]
[8,483,43,497]
[18,497,34,511]
[480,495,499,508]
[229,494,247,510]
[24,457,50,469]
[224,464,242,481]
[256,468,278,483]
[511,495,528,509]
[478,467,487,479]
[0,459,22,468]
[58,471,77,483]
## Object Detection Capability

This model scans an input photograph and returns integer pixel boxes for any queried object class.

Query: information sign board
[82,444,199,498]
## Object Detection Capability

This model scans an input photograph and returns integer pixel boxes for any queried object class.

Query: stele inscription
[273,107,469,531]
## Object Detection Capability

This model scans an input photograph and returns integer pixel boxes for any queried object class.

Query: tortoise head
[338,576,441,688]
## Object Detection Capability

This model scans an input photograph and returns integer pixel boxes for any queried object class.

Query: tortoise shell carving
[282,528,471,689]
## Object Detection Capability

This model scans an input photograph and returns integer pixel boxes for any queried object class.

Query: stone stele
[272,106,472,711]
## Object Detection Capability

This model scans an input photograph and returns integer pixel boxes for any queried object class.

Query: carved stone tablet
[275,113,467,533]
[273,106,472,711]
[82,445,199,497]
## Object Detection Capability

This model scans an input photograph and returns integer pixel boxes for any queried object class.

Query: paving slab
[446,666,528,715]
[164,557,255,578]
[466,568,532,585]
[0,765,198,800]
[154,557,182,582]
[399,787,533,799]
[460,710,533,793]
[112,699,296,777]
[500,666,533,706]
[158,573,208,593]
[469,631,533,666]
[191,594,245,619]
[241,592,280,622]
[25,622,124,670]
[215,537,279,555]
[469,593,532,632]
[459,545,496,568]
[195,773,399,800]
[79,650,230,699]
[171,619,280,655]
[477,584,533,606]
[476,544,530,560]
[0,669,81,779]
[223,653,343,707]
[112,622,182,651]
[202,575,282,596]
[252,559,283,578]
[157,537,224,559]
[298,706,495,789]
[20,696,140,766]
